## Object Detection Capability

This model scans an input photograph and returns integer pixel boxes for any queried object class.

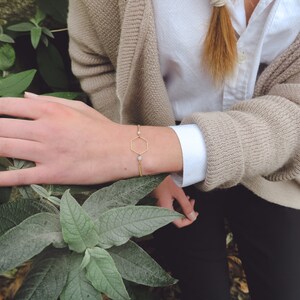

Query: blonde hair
[203,5,237,84]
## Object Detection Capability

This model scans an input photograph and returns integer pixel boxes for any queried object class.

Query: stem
[51,28,68,33]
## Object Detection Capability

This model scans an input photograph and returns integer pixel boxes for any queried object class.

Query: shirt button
[238,51,247,64]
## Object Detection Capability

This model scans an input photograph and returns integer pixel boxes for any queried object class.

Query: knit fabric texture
[68,0,300,208]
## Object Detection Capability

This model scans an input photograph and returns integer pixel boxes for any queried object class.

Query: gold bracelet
[130,125,149,176]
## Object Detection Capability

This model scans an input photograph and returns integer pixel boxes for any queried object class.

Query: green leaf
[46,184,101,199]
[0,69,36,96]
[86,247,130,300]
[31,184,51,199]
[60,190,99,253]
[42,27,54,39]
[33,9,46,25]
[30,184,61,206]
[0,157,12,168]
[0,213,64,273]
[0,198,57,236]
[83,175,166,220]
[47,196,61,206]
[31,27,42,49]
[0,44,15,71]
[44,91,81,100]
[7,22,35,32]
[0,34,14,43]
[80,250,91,270]
[60,253,101,300]
[0,164,11,204]
[37,43,69,90]
[97,206,182,249]
[14,250,69,300]
[41,35,49,47]
[0,186,11,204]
[13,158,26,169]
[37,0,68,24]
[18,186,38,199]
[108,240,177,286]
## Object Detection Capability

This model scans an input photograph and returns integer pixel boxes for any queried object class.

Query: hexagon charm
[130,136,149,156]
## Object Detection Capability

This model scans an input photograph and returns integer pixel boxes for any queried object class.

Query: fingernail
[187,211,197,221]
[24,91,39,98]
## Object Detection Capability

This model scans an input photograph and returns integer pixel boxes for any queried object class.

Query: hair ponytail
[203,1,237,84]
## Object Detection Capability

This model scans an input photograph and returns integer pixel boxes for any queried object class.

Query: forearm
[183,91,300,191]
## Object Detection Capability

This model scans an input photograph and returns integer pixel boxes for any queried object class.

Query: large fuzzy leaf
[14,250,69,300]
[96,206,182,249]
[60,253,101,300]
[108,240,177,286]
[85,247,130,300]
[0,199,58,236]
[60,190,99,253]
[0,213,64,272]
[83,175,166,219]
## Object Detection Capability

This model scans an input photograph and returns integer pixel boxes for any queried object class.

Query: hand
[152,175,199,228]
[0,94,126,186]
[0,94,183,186]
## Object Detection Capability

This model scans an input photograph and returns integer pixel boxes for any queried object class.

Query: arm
[0,94,183,186]
[182,80,300,191]
[68,0,120,121]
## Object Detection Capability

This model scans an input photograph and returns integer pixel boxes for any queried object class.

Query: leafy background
[0,0,250,299]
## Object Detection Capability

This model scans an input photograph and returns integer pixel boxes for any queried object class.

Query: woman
[0,0,299,299]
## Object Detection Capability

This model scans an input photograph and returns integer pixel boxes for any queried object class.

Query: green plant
[7,9,54,49]
[0,0,80,97]
[0,174,181,300]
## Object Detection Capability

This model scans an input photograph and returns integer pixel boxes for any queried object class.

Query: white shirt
[152,0,300,187]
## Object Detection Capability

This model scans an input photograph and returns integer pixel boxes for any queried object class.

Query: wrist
[118,125,183,178]
[143,126,183,175]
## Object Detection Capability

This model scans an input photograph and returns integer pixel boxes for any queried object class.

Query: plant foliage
[0,175,181,299]
[0,0,81,97]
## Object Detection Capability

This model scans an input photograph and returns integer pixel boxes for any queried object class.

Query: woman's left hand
[152,175,198,228]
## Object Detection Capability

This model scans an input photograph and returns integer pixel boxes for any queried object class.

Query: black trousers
[153,185,300,300]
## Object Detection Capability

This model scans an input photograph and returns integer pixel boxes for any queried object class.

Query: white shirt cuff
[169,124,207,187]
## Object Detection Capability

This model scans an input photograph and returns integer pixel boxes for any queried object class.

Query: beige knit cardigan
[68,0,300,208]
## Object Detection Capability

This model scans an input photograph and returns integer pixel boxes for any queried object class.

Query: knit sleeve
[68,0,120,122]
[182,79,300,191]
[181,31,300,194]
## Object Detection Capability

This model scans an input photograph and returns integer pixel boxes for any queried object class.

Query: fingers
[157,195,198,228]
[0,167,42,187]
[0,119,40,141]
[173,187,198,221]
[24,92,82,109]
[153,176,199,228]
[0,97,44,120]
[172,198,199,228]
[0,138,44,161]
[24,92,105,119]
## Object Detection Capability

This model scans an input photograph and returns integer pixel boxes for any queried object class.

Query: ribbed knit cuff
[182,112,245,191]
